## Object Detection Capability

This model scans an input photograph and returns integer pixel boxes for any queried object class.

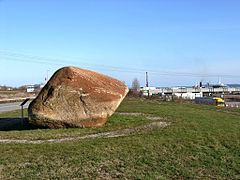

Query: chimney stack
[146,72,149,87]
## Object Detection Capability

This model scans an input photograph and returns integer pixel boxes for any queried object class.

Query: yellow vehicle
[195,97,225,107]
[213,97,225,107]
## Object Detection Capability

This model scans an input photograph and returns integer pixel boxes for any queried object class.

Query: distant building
[0,86,13,91]
[27,85,35,93]
[174,92,203,100]
[140,84,240,99]
[140,87,156,96]
[26,83,45,93]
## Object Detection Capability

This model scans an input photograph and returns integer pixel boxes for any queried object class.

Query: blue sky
[0,0,240,87]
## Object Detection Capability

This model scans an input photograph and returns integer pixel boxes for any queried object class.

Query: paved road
[0,101,31,113]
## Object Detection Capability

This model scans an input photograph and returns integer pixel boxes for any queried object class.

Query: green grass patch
[0,98,239,179]
[0,109,148,140]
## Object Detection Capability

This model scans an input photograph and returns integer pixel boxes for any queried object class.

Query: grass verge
[0,98,239,179]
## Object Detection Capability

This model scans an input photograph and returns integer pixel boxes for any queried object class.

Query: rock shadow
[0,118,44,131]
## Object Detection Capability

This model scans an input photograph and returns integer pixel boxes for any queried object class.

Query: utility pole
[146,72,150,97]
[146,72,149,87]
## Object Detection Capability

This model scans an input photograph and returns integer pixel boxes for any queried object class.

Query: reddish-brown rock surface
[28,66,128,128]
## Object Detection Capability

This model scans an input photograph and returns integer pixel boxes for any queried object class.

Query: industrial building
[140,83,240,100]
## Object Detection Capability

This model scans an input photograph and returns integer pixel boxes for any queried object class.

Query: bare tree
[131,78,140,91]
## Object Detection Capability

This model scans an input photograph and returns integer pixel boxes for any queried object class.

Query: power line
[0,50,240,79]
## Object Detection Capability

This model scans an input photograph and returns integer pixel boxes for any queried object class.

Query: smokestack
[200,82,202,87]
[146,72,149,87]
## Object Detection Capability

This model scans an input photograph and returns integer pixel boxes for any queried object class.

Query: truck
[195,97,225,107]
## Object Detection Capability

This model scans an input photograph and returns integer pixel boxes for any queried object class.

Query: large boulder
[28,66,128,128]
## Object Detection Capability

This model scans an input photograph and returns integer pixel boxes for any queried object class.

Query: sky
[0,0,240,87]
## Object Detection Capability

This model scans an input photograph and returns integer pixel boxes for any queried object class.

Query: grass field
[0,98,239,179]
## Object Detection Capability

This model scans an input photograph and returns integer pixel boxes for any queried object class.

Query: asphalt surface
[0,101,31,113]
